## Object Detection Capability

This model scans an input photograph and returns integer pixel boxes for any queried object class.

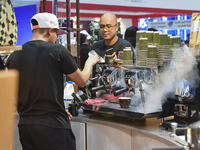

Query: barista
[6,12,99,150]
[90,12,133,60]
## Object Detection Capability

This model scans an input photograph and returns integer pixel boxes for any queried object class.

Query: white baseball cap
[80,30,91,40]
[31,12,59,30]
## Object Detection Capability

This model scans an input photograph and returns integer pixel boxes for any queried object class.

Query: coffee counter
[14,110,187,150]
[70,110,186,150]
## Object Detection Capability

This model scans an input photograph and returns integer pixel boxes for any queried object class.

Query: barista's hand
[103,52,117,61]
[112,52,117,61]
[66,110,73,120]
[92,105,100,111]
[85,56,99,67]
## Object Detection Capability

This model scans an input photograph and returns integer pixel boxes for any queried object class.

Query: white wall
[120,18,132,35]
[75,0,200,11]
[11,0,41,7]
[12,0,200,11]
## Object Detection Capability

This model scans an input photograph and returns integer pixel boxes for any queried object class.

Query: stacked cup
[138,37,148,67]
[153,31,161,47]
[168,34,172,45]
[146,31,153,46]
[147,45,158,67]
[123,47,133,65]
[136,31,146,66]
[170,36,182,59]
[158,33,170,66]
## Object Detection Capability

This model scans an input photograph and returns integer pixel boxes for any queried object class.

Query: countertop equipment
[78,63,162,119]
[152,120,200,150]
[160,58,200,129]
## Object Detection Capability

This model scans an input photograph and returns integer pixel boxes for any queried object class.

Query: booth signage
[148,20,191,29]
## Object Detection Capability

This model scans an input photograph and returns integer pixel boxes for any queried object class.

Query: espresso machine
[78,62,163,119]
[160,58,200,129]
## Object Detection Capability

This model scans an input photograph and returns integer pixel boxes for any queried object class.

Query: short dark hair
[31,19,48,34]
[148,28,157,31]
[124,26,138,48]
[31,19,38,26]
[80,33,86,44]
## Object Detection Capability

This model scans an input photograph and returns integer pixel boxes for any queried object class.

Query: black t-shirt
[80,44,90,70]
[90,37,133,58]
[6,40,78,129]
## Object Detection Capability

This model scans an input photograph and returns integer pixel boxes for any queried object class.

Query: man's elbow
[77,81,87,88]
[79,84,86,88]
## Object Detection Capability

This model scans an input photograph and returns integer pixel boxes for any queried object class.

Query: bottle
[64,81,74,95]
[63,81,74,110]
[64,94,73,110]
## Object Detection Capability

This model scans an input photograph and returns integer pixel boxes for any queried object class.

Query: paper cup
[147,45,157,58]
[159,33,169,45]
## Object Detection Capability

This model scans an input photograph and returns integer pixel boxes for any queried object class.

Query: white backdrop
[121,18,132,34]
[74,0,200,11]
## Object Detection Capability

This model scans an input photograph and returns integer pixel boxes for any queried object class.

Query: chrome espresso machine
[77,57,200,124]
[78,62,163,119]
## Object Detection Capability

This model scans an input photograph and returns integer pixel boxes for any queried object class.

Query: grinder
[161,59,200,129]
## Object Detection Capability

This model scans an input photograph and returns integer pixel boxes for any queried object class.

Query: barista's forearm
[67,65,92,88]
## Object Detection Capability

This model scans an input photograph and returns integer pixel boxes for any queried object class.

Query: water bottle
[64,81,74,110]
[64,81,74,94]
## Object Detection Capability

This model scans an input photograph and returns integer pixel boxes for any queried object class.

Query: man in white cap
[6,12,99,150]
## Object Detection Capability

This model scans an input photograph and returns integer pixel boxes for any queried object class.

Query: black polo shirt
[90,37,133,58]
[6,40,78,129]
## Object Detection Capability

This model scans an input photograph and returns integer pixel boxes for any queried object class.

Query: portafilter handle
[113,87,129,97]
[170,122,178,137]
[91,85,106,93]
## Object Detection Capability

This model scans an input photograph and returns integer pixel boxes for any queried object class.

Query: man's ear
[47,28,53,36]
[115,24,119,33]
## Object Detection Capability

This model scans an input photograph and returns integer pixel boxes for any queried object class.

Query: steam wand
[138,80,146,114]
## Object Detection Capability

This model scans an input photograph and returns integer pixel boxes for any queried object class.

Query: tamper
[170,122,178,137]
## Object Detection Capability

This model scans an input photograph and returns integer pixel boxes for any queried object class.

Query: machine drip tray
[79,102,162,119]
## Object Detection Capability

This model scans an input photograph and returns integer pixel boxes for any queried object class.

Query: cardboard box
[0,70,19,150]
[189,13,200,56]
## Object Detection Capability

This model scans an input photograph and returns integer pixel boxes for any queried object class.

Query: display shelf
[0,46,22,51]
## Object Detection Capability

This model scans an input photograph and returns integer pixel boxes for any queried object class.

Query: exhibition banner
[148,20,191,29]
